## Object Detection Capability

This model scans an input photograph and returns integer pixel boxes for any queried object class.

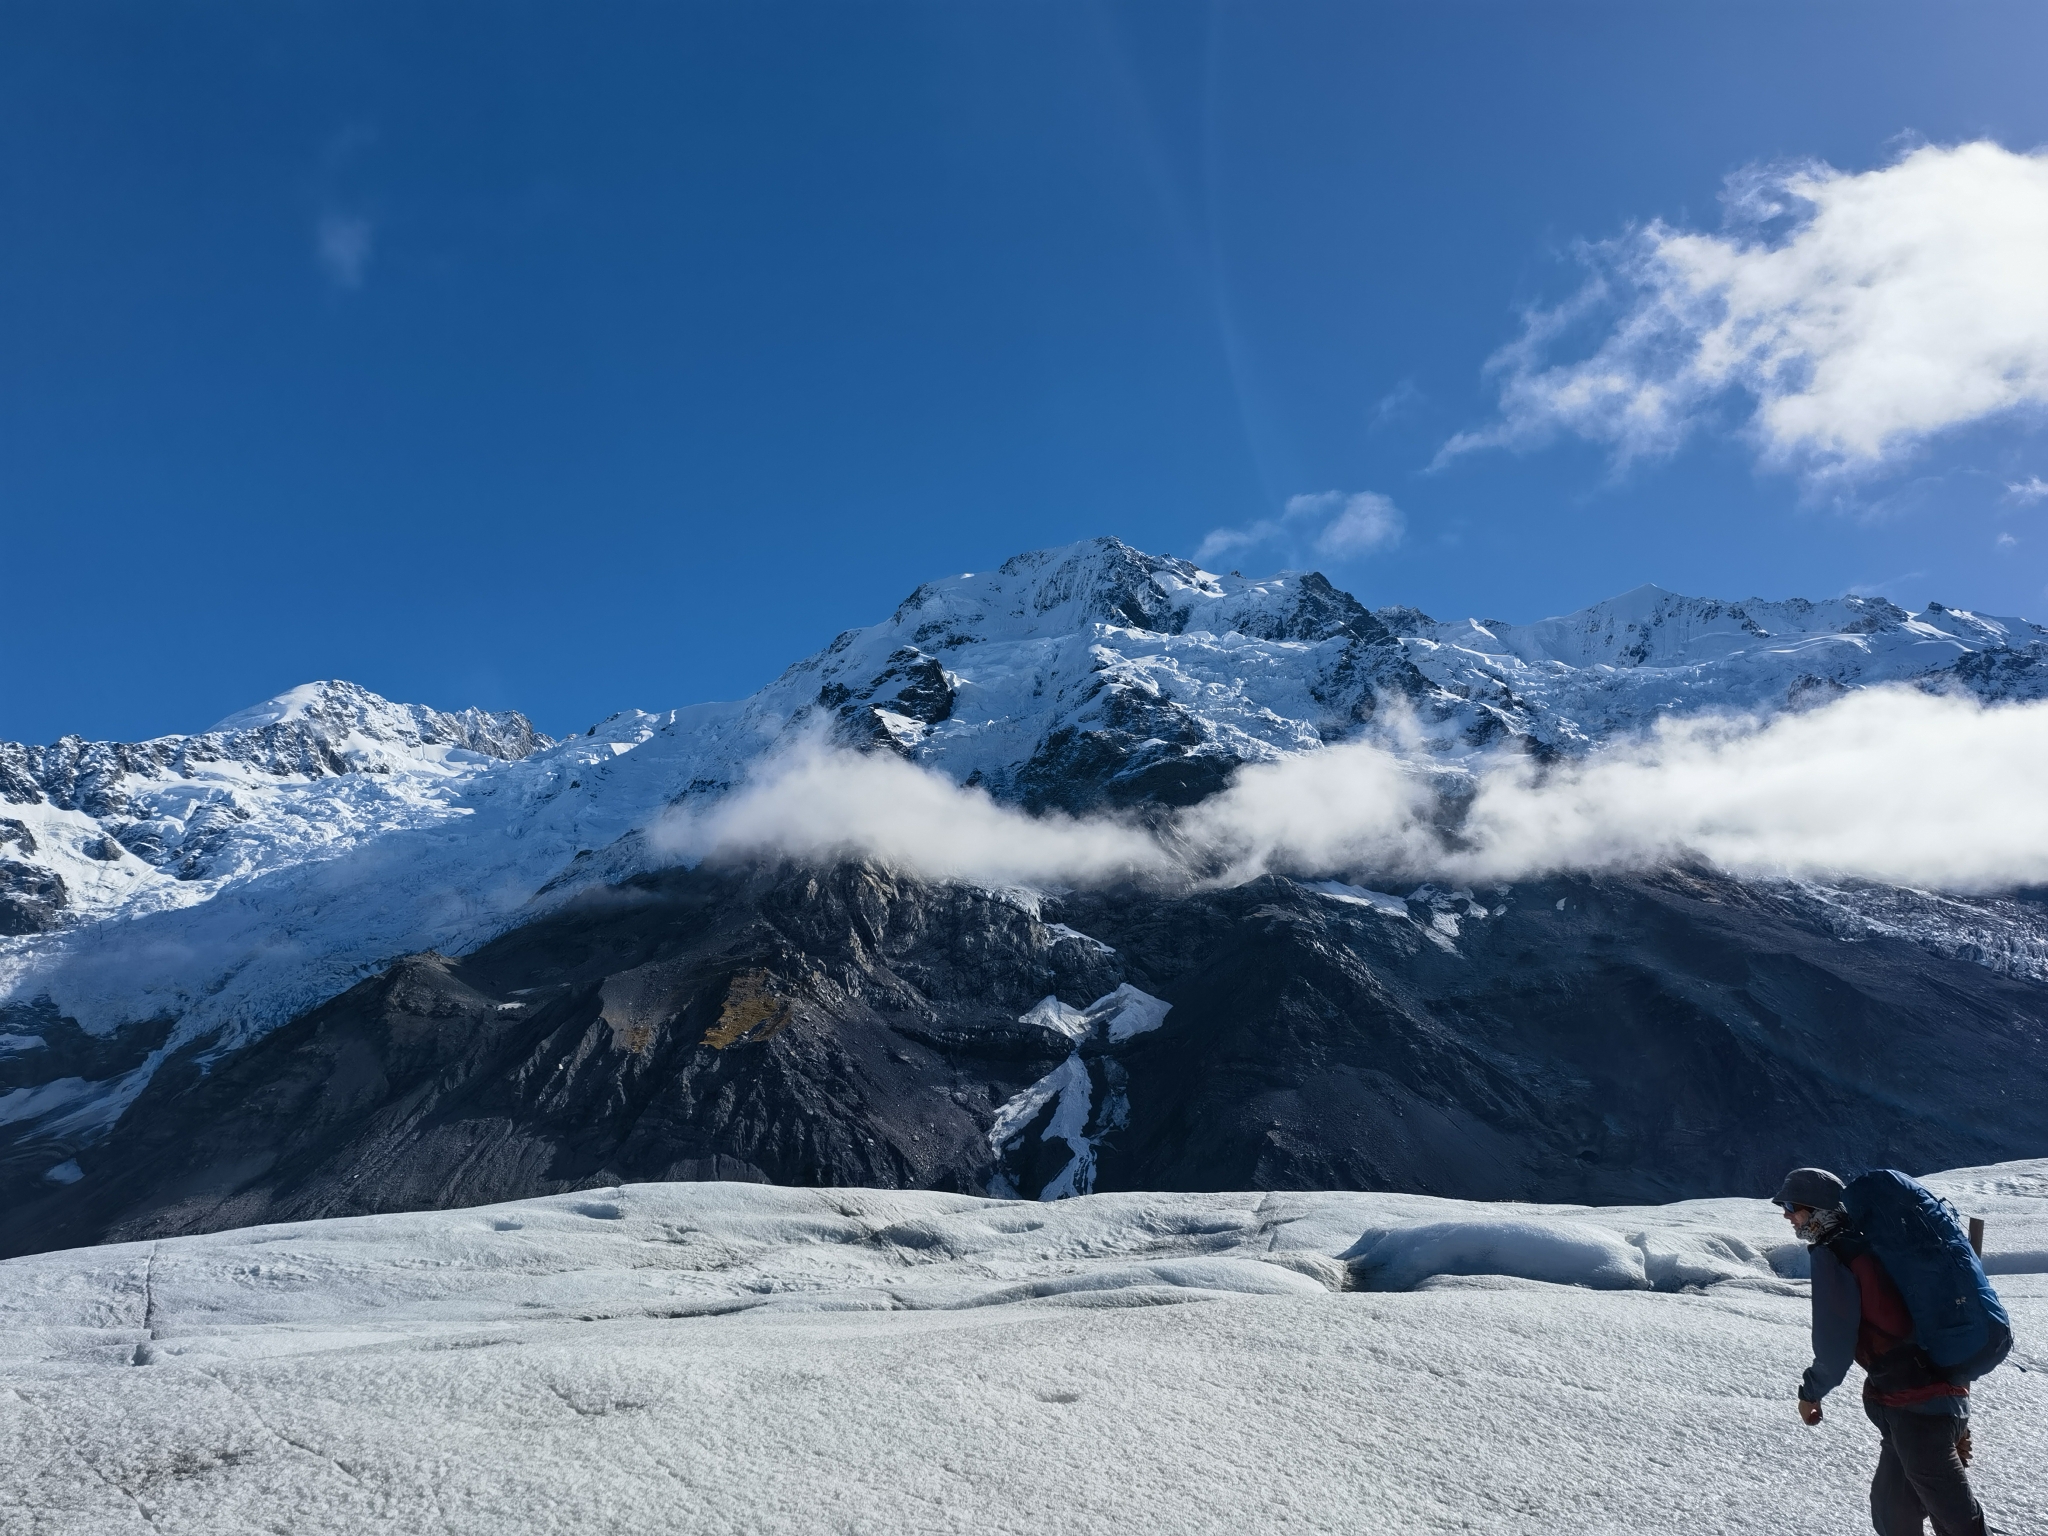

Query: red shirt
[1845,1250,1968,1407]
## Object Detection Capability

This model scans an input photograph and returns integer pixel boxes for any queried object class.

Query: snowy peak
[882,538,1394,649]
[0,683,553,940]
[1497,586,1901,669]
[3,680,551,821]
[755,537,1424,809]
[204,680,551,763]
[752,539,2048,808]
[1387,585,2044,673]
[888,538,1218,642]
[1379,581,2048,747]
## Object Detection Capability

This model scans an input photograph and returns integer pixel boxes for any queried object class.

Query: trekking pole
[1967,1217,1984,1258]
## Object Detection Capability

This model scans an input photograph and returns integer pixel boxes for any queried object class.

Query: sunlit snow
[3,1161,2043,1534]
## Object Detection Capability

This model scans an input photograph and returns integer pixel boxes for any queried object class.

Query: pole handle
[1967,1216,1985,1258]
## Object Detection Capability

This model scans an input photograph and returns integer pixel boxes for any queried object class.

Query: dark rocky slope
[6,862,2044,1259]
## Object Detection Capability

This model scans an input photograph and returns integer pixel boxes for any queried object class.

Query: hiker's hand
[1798,1399,1823,1426]
[1956,1428,1972,1467]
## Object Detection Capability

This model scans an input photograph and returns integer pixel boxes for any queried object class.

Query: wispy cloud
[1441,141,2048,481]
[2008,476,2048,504]
[1369,379,1424,432]
[315,211,374,290]
[1195,490,1405,568]
[654,688,2048,894]
[1847,572,1925,601]
[1301,491,1403,557]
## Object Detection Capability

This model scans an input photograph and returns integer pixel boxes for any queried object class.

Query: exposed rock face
[0,1001,173,1099]
[1069,874,2048,1200]
[1937,644,2048,702]
[0,866,1109,1253]
[0,860,68,935]
[824,647,958,752]
[7,862,2044,1259]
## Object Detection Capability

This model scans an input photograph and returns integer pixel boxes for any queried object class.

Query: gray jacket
[1802,1242,1965,1417]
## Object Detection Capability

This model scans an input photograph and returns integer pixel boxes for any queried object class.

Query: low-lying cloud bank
[654,744,1164,888]
[654,687,2048,893]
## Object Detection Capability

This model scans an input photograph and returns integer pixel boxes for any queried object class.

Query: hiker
[1777,1166,2011,1536]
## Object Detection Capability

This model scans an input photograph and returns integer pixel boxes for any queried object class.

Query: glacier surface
[2,1160,2043,1534]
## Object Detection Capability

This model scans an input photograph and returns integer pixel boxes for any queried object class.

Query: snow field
[3,1163,2044,1535]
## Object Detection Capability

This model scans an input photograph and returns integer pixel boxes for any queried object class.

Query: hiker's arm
[1800,1244,1857,1404]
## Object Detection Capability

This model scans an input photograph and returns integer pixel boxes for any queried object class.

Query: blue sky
[5,2,2047,744]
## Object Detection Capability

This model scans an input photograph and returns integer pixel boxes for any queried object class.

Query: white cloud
[316,212,375,290]
[1305,491,1404,557]
[651,740,1161,888]
[1194,490,1404,568]
[1998,532,2019,549]
[2009,476,2048,503]
[1191,520,1281,565]
[653,688,2048,895]
[1443,141,2048,478]
[1439,688,2048,889]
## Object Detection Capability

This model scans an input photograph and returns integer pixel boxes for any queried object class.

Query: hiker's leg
[1867,1411,1926,1535]
[1881,1408,1984,1536]
[1865,1399,1930,1536]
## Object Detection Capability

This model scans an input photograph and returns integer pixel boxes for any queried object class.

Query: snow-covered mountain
[9,548,2039,951]
[1381,584,2048,751]
[660,542,2048,796]
[0,680,550,935]
[8,543,2040,948]
[4,537,2046,1192]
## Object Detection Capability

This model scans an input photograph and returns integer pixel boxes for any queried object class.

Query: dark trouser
[1864,1400,1985,1536]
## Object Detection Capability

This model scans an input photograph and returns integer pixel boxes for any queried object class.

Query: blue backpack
[1843,1169,2012,1382]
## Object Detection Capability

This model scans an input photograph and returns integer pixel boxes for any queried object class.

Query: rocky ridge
[1378,585,2048,750]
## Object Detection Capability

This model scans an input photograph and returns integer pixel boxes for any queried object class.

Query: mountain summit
[0,679,550,938]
